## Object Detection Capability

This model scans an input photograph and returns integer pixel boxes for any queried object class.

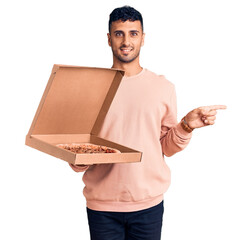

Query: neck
[112,59,143,77]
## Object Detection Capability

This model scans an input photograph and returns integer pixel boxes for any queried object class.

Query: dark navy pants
[87,201,164,240]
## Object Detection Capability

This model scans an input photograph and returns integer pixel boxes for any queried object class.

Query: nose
[122,34,130,46]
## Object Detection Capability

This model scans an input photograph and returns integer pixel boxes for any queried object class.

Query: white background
[1,0,252,239]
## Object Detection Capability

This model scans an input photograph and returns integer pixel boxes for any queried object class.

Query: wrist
[181,117,194,133]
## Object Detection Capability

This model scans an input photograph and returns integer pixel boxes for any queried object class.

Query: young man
[69,6,226,240]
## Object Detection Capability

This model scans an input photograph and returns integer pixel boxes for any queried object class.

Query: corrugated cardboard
[25,64,142,165]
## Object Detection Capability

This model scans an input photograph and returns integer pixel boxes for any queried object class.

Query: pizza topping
[57,143,120,154]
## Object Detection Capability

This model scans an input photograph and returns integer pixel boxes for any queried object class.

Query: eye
[131,32,138,37]
[115,32,123,37]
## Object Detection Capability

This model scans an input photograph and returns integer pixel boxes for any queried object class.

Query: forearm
[160,121,192,157]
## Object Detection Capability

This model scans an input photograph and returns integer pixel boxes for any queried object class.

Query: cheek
[132,37,144,47]
[134,40,144,49]
[110,39,121,48]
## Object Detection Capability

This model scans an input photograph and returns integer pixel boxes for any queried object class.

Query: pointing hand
[185,105,227,129]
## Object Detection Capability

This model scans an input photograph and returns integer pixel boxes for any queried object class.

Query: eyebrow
[113,30,140,34]
[114,30,123,34]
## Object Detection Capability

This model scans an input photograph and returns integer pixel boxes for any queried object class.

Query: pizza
[57,143,121,154]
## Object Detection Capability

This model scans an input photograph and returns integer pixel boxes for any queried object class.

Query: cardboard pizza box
[25,64,142,165]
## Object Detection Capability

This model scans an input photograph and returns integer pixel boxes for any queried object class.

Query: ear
[141,33,145,47]
[107,33,112,47]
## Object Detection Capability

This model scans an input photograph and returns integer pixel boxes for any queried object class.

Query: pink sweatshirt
[70,68,192,212]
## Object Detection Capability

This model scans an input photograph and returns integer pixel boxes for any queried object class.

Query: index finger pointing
[209,105,227,110]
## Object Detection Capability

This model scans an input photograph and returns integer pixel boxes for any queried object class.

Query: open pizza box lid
[25,64,142,165]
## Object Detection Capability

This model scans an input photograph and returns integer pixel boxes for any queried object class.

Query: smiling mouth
[120,48,133,54]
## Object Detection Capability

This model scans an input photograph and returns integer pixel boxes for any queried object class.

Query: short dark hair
[109,6,143,33]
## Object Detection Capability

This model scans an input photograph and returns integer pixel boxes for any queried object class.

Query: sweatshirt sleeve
[160,84,192,157]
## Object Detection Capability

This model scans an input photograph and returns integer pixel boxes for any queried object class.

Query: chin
[118,54,139,64]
